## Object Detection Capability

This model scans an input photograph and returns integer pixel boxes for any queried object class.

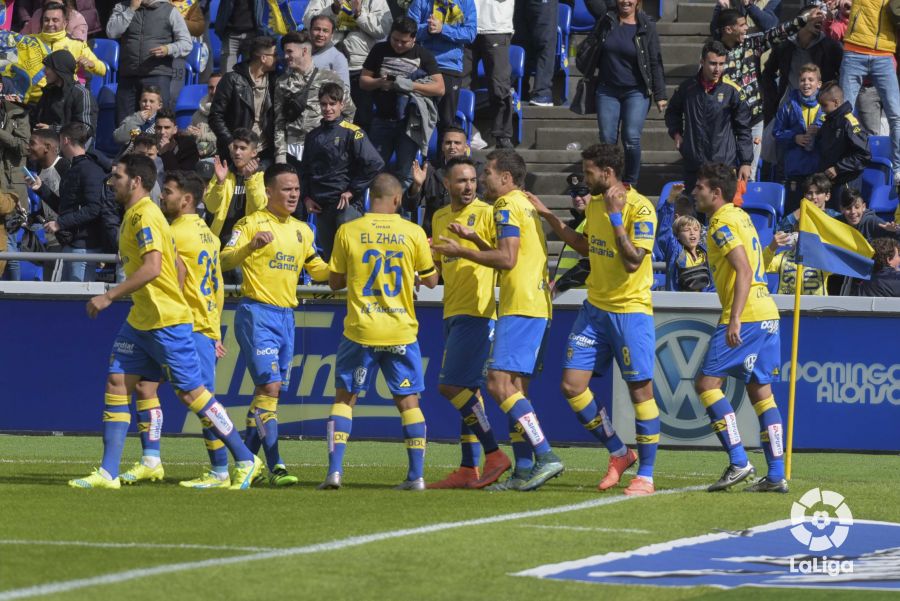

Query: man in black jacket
[817,82,870,192]
[41,122,107,281]
[856,238,900,297]
[665,41,753,195]
[301,82,384,260]
[32,50,97,135]
[208,35,278,164]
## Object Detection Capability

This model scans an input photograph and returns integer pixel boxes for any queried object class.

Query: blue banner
[1,298,897,451]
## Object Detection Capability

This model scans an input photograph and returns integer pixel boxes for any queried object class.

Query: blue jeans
[60,246,100,282]
[595,85,650,185]
[5,231,19,280]
[368,118,420,191]
[840,51,900,174]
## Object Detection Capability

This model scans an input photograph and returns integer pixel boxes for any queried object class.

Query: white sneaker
[469,130,488,150]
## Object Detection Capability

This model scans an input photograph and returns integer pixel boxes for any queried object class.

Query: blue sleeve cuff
[497,225,520,239]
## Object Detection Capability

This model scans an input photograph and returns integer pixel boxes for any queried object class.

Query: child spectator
[777,173,840,232]
[816,81,870,204]
[838,188,900,242]
[773,63,824,213]
[113,85,164,156]
[764,230,829,295]
[657,213,715,292]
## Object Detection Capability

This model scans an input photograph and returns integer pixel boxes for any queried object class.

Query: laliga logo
[790,488,854,551]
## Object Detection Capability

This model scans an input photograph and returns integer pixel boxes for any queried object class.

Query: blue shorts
[335,336,424,396]
[701,319,781,384]
[440,315,494,388]
[487,315,549,376]
[234,299,294,389]
[109,321,204,392]
[563,301,655,381]
[193,332,217,392]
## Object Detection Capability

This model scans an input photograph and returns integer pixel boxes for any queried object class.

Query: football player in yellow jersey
[119,171,231,488]
[693,163,787,494]
[221,163,330,487]
[433,149,563,492]
[69,155,263,490]
[529,143,660,496]
[320,173,439,491]
[428,157,512,489]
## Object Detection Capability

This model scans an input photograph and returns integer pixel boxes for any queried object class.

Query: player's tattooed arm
[525,191,589,256]
[606,184,646,273]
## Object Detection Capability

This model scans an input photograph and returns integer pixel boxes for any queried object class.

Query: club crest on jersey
[297,229,303,243]
[495,210,510,225]
[634,221,655,240]
[467,214,476,226]
[712,226,734,248]
[136,227,153,249]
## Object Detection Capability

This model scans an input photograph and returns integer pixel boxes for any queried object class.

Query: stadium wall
[2,284,899,451]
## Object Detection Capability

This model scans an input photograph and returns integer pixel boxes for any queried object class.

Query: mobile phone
[21,166,35,181]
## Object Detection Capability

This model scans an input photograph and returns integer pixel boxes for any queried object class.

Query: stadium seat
[457,88,474,138]
[288,0,308,29]
[571,0,595,32]
[89,39,118,96]
[209,30,222,72]
[657,180,684,209]
[473,45,525,144]
[867,183,898,222]
[95,84,119,158]
[209,0,221,24]
[175,84,207,129]
[766,272,779,294]
[742,181,785,219]
[556,2,571,104]
[741,199,777,248]
[866,135,897,202]
[184,42,204,85]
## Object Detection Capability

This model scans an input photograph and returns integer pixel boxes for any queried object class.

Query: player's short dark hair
[697,162,737,202]
[132,133,159,150]
[30,128,58,145]
[444,156,476,175]
[155,107,176,123]
[702,40,728,59]
[485,148,526,187]
[140,84,163,99]
[371,172,402,199]
[872,238,900,271]
[581,143,624,179]
[318,81,344,102]
[282,30,311,50]
[441,126,467,141]
[58,122,91,147]
[118,154,158,192]
[248,35,277,61]
[310,13,336,29]
[803,173,832,195]
[264,162,298,188]
[209,71,223,80]
[391,16,418,37]
[230,128,259,147]
[42,2,66,16]
[717,8,743,29]
[164,170,205,206]
[841,187,865,208]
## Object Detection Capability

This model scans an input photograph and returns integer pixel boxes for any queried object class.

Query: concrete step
[526,165,682,196]
[534,127,678,152]
[676,3,716,23]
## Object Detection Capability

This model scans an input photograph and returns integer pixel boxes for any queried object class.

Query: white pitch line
[0,540,277,553]
[0,485,704,600]
[519,525,652,534]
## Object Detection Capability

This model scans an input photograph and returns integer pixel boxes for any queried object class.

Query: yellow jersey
[707,203,780,324]
[493,189,551,319]
[221,209,328,308]
[431,199,497,320]
[584,187,657,315]
[171,214,225,339]
[329,213,436,346]
[119,197,192,331]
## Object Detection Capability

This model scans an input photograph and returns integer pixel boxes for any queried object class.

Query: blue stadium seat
[457,88,474,138]
[89,39,119,96]
[556,2,571,104]
[652,272,666,290]
[766,272,780,294]
[866,135,897,202]
[209,0,221,24]
[288,0,308,29]
[209,30,222,72]
[742,181,785,219]
[571,0,595,32]
[866,182,898,222]
[95,84,119,158]
[474,46,525,144]
[175,84,207,129]
[184,42,204,85]
[658,180,684,209]
[741,199,777,248]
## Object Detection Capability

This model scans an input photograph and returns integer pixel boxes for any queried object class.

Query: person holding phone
[0,76,31,280]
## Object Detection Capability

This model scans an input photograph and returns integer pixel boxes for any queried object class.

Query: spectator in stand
[130,133,164,201]
[657,214,715,292]
[32,49,97,134]
[302,82,383,260]
[764,230,830,295]
[761,11,842,124]
[403,126,483,235]
[113,84,163,155]
[514,0,557,106]
[23,0,98,40]
[33,2,106,89]
[772,63,825,213]
[155,108,200,172]
[585,0,666,186]
[407,0,476,136]
[309,14,351,86]
[214,0,293,73]
[37,122,106,281]
[106,0,193,123]
[711,6,823,180]
[839,0,900,184]
[303,0,392,130]
[361,16,443,190]
[665,41,753,195]
[816,81,870,199]
[0,190,16,280]
[27,129,69,200]
[824,0,850,41]
[0,78,31,281]
[203,128,266,245]
[856,238,900,296]
[209,36,278,164]
[777,172,840,232]
[274,30,355,170]
[464,0,514,148]
[186,72,221,159]
[712,0,780,31]
[838,188,900,241]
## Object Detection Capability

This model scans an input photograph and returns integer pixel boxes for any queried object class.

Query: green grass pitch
[1,435,898,600]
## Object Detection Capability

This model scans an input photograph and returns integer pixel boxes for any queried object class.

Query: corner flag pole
[785,203,805,481]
